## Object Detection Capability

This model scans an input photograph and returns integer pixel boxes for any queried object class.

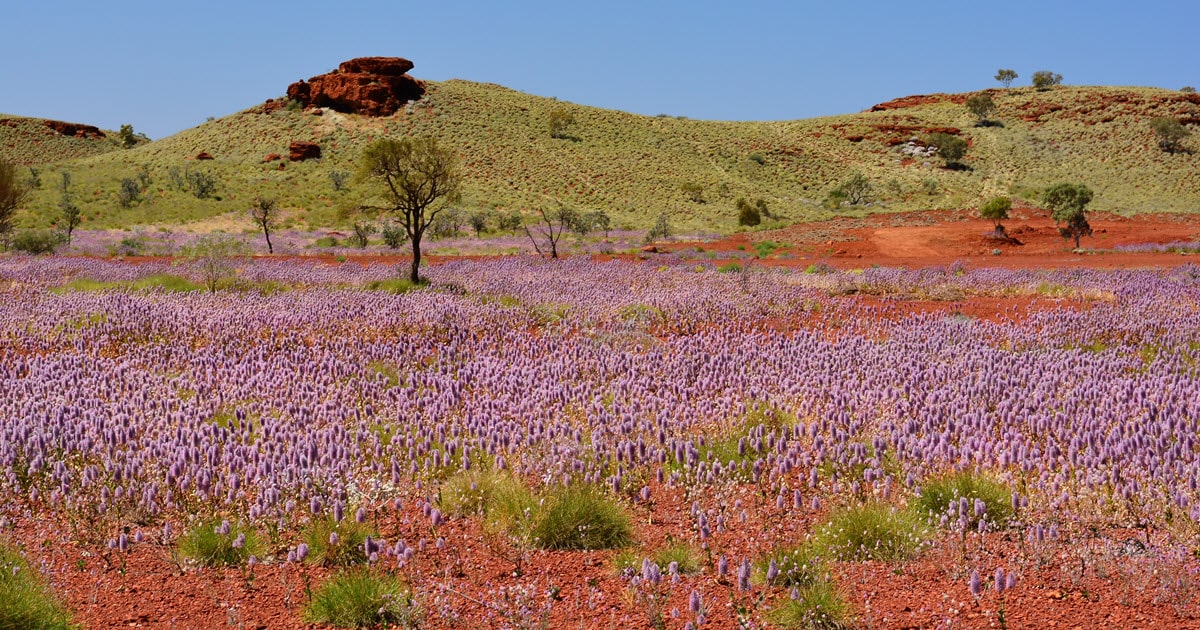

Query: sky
[1,0,1197,140]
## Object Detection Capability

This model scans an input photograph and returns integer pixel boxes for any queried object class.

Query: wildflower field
[3,255,1200,628]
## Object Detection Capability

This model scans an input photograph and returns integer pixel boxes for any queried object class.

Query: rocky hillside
[1,115,121,166]
[8,57,1199,231]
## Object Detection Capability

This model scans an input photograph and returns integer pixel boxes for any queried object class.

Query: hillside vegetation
[1,115,122,167]
[8,81,1200,232]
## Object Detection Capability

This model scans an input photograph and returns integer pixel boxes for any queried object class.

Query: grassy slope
[1,114,121,166]
[9,82,1200,232]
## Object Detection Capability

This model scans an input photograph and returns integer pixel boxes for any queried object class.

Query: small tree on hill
[926,132,968,168]
[979,196,1011,234]
[1182,86,1197,94]
[1043,183,1094,249]
[1032,71,1063,91]
[357,136,461,283]
[58,172,81,245]
[1150,117,1191,153]
[995,69,1018,88]
[0,159,29,244]
[681,182,705,203]
[828,173,873,207]
[119,124,138,148]
[182,234,248,293]
[736,198,761,226]
[966,93,998,126]
[548,108,576,140]
[586,210,611,238]
[250,196,280,254]
[469,211,489,237]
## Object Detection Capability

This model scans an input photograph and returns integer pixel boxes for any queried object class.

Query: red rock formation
[869,94,968,112]
[289,141,321,162]
[195,152,214,160]
[43,120,106,139]
[286,57,425,117]
[263,153,282,163]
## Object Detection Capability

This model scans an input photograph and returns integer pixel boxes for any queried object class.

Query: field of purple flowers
[2,256,1200,628]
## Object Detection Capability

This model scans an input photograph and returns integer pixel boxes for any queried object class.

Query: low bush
[766,581,853,629]
[531,484,633,550]
[0,542,74,630]
[176,518,262,567]
[813,503,926,561]
[440,470,530,519]
[365,278,424,294]
[301,516,377,567]
[757,540,825,587]
[9,229,62,255]
[912,471,1014,529]
[303,568,421,628]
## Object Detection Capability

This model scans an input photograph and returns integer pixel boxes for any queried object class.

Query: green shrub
[0,542,75,630]
[757,541,825,587]
[912,471,1014,529]
[364,278,423,294]
[313,235,340,248]
[10,229,62,255]
[766,581,853,629]
[301,516,377,567]
[653,541,701,574]
[814,504,926,561]
[440,470,530,519]
[532,485,633,550]
[737,198,761,226]
[176,518,262,567]
[717,263,742,273]
[303,568,421,628]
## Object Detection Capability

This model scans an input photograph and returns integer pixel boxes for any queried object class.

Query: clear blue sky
[2,0,1196,139]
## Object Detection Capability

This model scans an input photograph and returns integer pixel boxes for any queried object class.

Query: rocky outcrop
[286,57,425,117]
[289,141,321,162]
[264,153,282,162]
[195,151,214,160]
[43,120,106,139]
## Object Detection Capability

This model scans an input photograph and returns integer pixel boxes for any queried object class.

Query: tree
[469,211,489,237]
[524,204,574,259]
[995,69,1018,88]
[58,172,81,245]
[117,124,148,148]
[357,136,461,283]
[979,196,1011,233]
[926,132,968,168]
[1183,86,1197,94]
[736,198,761,226]
[681,182,705,203]
[250,196,280,253]
[966,93,998,125]
[586,210,611,238]
[329,170,350,192]
[118,177,141,208]
[181,234,248,293]
[0,159,29,243]
[187,170,217,199]
[644,213,671,243]
[828,172,873,206]
[349,222,376,248]
[548,108,576,140]
[1150,117,1191,153]
[1032,71,1063,91]
[498,209,524,233]
[1042,183,1094,249]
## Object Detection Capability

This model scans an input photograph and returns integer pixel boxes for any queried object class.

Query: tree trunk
[264,230,273,254]
[410,237,422,283]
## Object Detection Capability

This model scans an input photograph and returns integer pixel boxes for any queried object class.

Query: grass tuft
[0,542,75,630]
[767,581,854,629]
[300,516,377,567]
[757,540,826,587]
[813,503,926,562]
[912,471,1014,529]
[303,568,421,628]
[175,518,262,567]
[531,484,633,550]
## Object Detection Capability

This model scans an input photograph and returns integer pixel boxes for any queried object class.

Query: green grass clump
[757,540,825,587]
[364,278,424,294]
[767,581,853,630]
[813,503,926,562]
[912,471,1014,528]
[439,470,531,519]
[301,516,377,567]
[303,568,421,628]
[531,485,633,550]
[175,518,262,567]
[53,274,203,293]
[0,542,75,630]
[611,542,702,576]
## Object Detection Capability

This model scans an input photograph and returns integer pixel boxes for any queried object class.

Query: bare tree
[59,172,81,245]
[357,137,461,283]
[524,204,576,259]
[250,196,280,254]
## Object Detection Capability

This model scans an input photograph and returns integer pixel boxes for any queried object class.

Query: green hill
[9,81,1200,232]
[1,115,122,167]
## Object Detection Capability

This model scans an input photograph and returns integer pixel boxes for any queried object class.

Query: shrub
[440,470,530,519]
[364,278,423,294]
[966,93,997,125]
[681,182,706,203]
[653,541,701,575]
[330,170,351,192]
[926,132,968,168]
[1183,86,1197,94]
[979,196,1011,232]
[118,177,141,207]
[766,581,853,630]
[301,516,377,567]
[548,108,576,139]
[994,69,1018,88]
[644,213,671,243]
[10,229,62,255]
[813,504,926,561]
[380,223,407,248]
[304,568,421,628]
[0,542,74,630]
[737,198,761,226]
[1150,117,1191,153]
[1043,182,1094,248]
[348,222,375,248]
[1032,70,1063,90]
[176,518,262,567]
[186,169,217,199]
[827,173,872,207]
[531,485,633,550]
[912,471,1014,529]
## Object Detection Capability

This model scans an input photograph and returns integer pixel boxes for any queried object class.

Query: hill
[1,114,123,167]
[8,69,1200,232]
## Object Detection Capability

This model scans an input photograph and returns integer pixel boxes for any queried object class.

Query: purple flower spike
[995,568,1006,593]
[688,589,702,613]
[717,555,729,579]
[969,570,982,597]
[737,557,752,592]
[296,543,309,562]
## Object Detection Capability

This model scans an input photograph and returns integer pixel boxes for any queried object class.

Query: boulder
[286,57,425,117]
[43,119,105,139]
[195,151,214,160]
[263,153,282,162]
[289,141,321,162]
